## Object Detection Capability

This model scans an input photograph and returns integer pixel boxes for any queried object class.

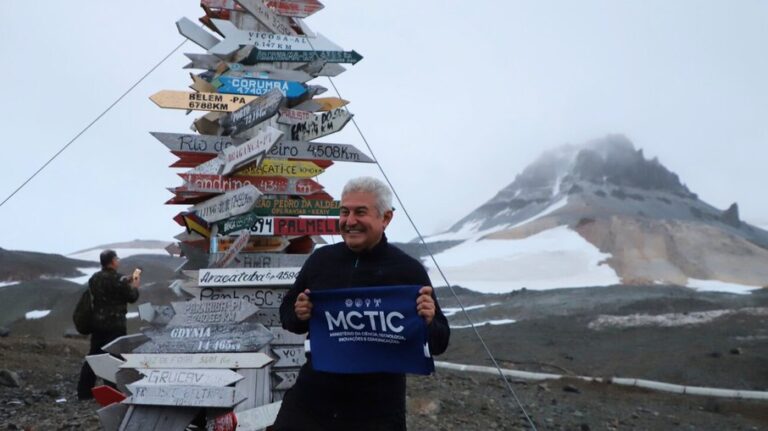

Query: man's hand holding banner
[308,285,435,375]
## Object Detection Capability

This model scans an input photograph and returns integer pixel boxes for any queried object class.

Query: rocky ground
[2,285,768,430]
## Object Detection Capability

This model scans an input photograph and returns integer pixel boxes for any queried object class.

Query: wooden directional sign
[126,384,245,408]
[191,184,261,223]
[292,97,348,113]
[210,19,336,55]
[185,52,223,70]
[212,230,250,268]
[277,108,314,125]
[216,76,307,99]
[86,354,125,383]
[221,126,283,175]
[235,159,325,178]
[220,88,283,137]
[234,0,298,36]
[135,369,244,387]
[201,0,245,11]
[152,131,239,153]
[225,63,314,83]
[227,216,339,236]
[176,17,220,50]
[198,267,300,287]
[208,252,308,269]
[150,90,257,112]
[136,322,274,353]
[218,235,290,253]
[251,197,341,216]
[167,298,260,326]
[272,371,299,390]
[268,140,374,163]
[272,346,306,368]
[181,173,323,196]
[267,0,324,18]
[122,353,273,369]
[250,48,363,64]
[101,334,150,356]
[270,327,307,345]
[284,107,353,141]
[183,286,287,308]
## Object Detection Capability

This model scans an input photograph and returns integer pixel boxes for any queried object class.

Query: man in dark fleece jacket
[273,177,450,431]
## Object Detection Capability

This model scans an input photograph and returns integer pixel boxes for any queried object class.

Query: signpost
[266,0,324,18]
[217,235,290,253]
[215,76,307,99]
[218,216,339,236]
[182,286,287,309]
[250,197,341,216]
[126,384,245,408]
[284,107,353,141]
[166,298,260,326]
[208,252,308,269]
[191,185,261,223]
[135,369,244,387]
[136,322,275,353]
[150,90,257,112]
[233,0,298,36]
[271,346,307,368]
[176,17,220,50]
[198,267,300,287]
[249,48,363,64]
[234,159,325,178]
[121,353,273,369]
[220,125,283,175]
[209,19,338,55]
[268,140,374,163]
[219,88,283,136]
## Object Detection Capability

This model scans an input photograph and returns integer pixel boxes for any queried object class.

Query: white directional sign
[234,0,298,36]
[270,327,307,345]
[272,371,298,390]
[221,126,283,175]
[283,107,353,141]
[121,353,273,369]
[182,286,288,309]
[191,185,261,223]
[167,298,260,327]
[86,354,125,383]
[135,369,244,387]
[198,267,300,287]
[210,19,339,56]
[176,17,220,50]
[234,401,283,430]
[272,346,306,368]
[126,384,245,408]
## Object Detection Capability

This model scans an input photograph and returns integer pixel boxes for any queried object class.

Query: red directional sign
[180,174,324,196]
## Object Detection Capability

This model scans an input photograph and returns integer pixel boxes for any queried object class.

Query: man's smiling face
[339,191,393,252]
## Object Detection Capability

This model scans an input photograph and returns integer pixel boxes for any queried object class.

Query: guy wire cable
[303,37,539,430]
[0,39,188,210]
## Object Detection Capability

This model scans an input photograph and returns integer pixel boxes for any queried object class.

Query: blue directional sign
[215,76,307,99]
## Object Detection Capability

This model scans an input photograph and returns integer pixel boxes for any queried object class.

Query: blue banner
[308,285,434,375]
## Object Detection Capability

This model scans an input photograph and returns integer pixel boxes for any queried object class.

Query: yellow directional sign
[150,90,258,112]
[235,159,325,178]
[312,97,349,112]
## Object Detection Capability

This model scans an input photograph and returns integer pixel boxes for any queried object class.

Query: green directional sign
[252,198,341,217]
[249,49,363,65]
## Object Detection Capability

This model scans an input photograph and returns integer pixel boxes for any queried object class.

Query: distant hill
[0,248,98,282]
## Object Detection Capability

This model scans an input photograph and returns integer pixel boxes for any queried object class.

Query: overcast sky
[1,1,766,255]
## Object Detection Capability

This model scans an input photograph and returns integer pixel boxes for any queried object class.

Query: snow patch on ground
[68,248,167,262]
[428,225,620,293]
[450,319,517,329]
[588,307,768,330]
[65,267,101,285]
[443,303,500,317]
[25,310,51,320]
[686,278,762,295]
[0,281,20,288]
[126,312,139,319]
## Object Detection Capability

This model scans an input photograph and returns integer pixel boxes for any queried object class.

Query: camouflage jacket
[88,268,139,333]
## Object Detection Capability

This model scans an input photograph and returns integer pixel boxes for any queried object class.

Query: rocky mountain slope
[424,135,768,290]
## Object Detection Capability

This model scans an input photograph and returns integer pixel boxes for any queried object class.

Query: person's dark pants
[77,329,124,400]
[272,388,406,431]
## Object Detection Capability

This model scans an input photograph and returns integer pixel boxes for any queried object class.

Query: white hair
[341,176,393,215]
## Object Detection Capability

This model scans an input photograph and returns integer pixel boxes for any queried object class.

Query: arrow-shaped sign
[224,63,315,82]
[126,384,245,408]
[292,97,348,112]
[198,267,300,287]
[182,286,287,309]
[271,346,307,368]
[180,174,323,196]
[135,368,244,387]
[221,125,283,175]
[266,0,324,18]
[86,354,125,383]
[151,131,238,153]
[218,235,290,253]
[207,252,308,269]
[101,334,151,356]
[250,197,341,216]
[208,401,283,431]
[185,52,224,70]
[270,327,307,345]
[220,88,283,136]
[235,159,325,178]
[209,18,337,56]
[250,48,363,65]
[191,184,261,223]
[218,216,339,236]
[215,76,307,99]
[234,0,297,36]
[136,322,275,353]
[122,352,273,369]
[283,107,352,141]
[268,140,374,163]
[150,90,258,112]
[212,230,250,268]
[167,298,260,326]
[176,17,220,50]
[272,371,299,390]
